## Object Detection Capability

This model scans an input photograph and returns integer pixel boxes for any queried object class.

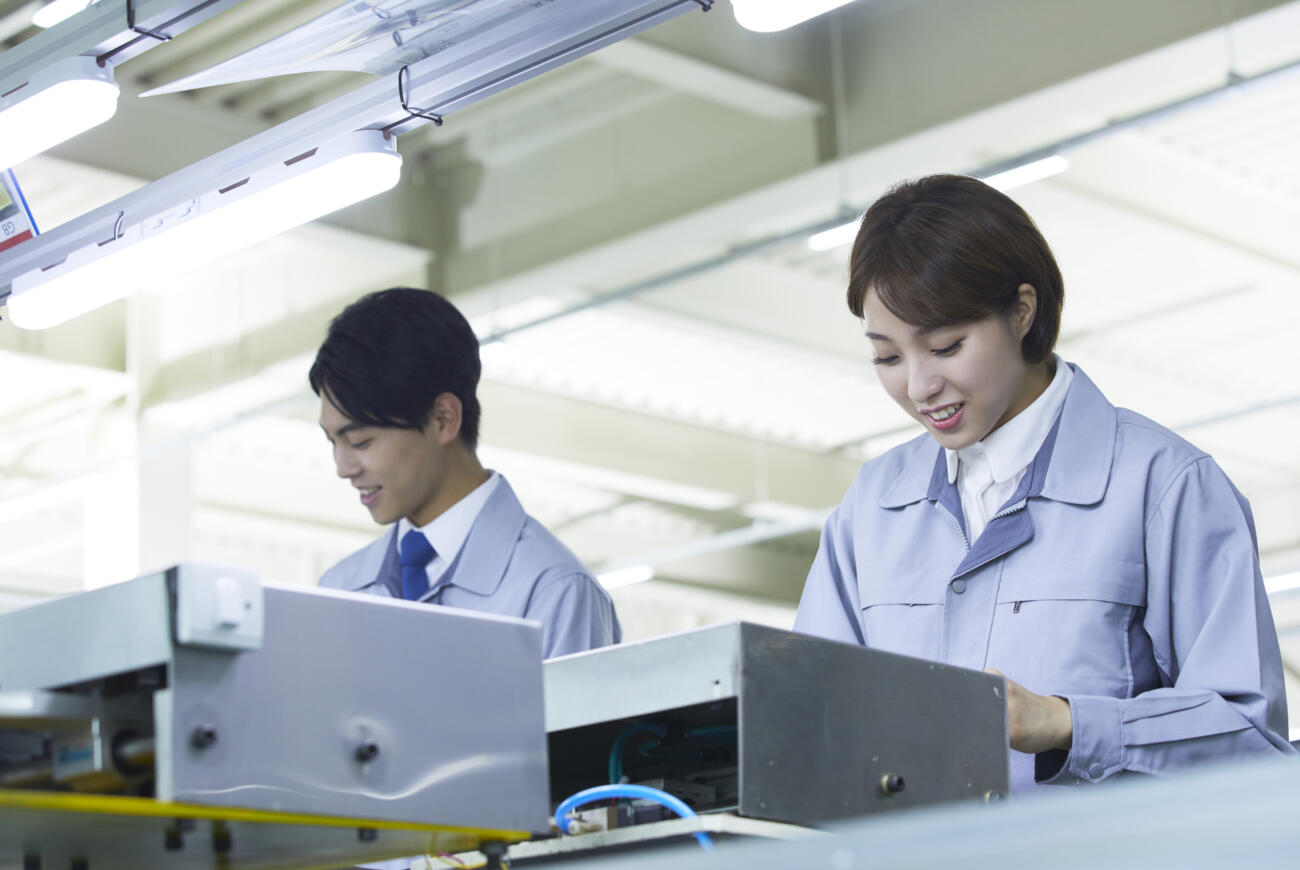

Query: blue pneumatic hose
[554,784,714,850]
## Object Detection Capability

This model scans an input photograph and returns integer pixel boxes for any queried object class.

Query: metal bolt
[354,740,380,763]
[357,828,377,843]
[879,773,906,796]
[212,826,232,855]
[190,724,217,750]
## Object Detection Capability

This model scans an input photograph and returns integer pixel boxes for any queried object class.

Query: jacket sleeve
[527,572,622,659]
[1042,456,1295,784]
[793,490,867,646]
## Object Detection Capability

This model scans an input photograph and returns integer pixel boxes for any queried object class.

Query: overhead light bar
[6,129,402,329]
[597,565,656,590]
[804,155,1070,252]
[732,0,858,32]
[979,154,1070,192]
[32,0,93,29]
[806,218,859,252]
[1264,572,1300,595]
[0,55,118,171]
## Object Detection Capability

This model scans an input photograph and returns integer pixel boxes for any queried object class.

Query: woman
[794,174,1293,794]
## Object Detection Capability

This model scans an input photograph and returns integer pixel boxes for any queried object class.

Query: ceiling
[3,0,1300,714]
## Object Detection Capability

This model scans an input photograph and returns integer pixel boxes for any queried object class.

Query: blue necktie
[399,529,435,601]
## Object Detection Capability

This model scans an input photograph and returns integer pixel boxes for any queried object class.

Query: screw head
[190,724,217,750]
[879,773,906,795]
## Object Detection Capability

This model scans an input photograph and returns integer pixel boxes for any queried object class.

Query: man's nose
[334,447,359,479]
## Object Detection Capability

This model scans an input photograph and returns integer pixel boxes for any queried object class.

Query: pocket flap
[859,569,947,607]
[998,560,1146,606]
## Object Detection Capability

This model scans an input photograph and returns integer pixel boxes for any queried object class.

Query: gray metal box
[0,564,550,835]
[545,622,1008,826]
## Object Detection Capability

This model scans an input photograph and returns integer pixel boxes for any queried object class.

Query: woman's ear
[1013,283,1038,341]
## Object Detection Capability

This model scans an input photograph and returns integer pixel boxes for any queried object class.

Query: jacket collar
[373,475,528,598]
[879,362,1114,509]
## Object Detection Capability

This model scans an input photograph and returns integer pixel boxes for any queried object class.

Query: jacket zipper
[994,499,1029,614]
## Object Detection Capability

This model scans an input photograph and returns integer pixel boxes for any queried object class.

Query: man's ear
[429,393,464,446]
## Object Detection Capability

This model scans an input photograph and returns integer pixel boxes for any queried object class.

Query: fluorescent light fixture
[740,500,828,525]
[477,445,738,512]
[6,130,402,329]
[0,55,118,172]
[979,154,1070,192]
[32,0,93,28]
[1264,571,1300,595]
[732,0,858,32]
[597,565,655,589]
[807,218,859,252]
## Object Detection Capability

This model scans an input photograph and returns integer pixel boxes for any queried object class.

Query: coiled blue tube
[554,784,715,850]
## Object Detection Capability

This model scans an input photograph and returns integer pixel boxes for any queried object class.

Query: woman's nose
[907,361,943,406]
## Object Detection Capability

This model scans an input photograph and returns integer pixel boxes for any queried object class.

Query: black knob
[880,773,906,795]
[355,740,380,763]
[190,725,217,750]
[212,826,232,855]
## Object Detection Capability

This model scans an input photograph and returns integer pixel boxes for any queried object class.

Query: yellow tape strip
[0,789,529,840]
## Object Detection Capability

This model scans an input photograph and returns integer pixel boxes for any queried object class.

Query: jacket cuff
[1035,694,1124,785]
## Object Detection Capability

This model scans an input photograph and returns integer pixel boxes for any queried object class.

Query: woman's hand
[987,668,1073,754]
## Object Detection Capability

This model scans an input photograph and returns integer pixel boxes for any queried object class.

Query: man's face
[319,395,448,527]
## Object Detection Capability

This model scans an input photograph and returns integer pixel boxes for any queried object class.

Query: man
[311,286,620,658]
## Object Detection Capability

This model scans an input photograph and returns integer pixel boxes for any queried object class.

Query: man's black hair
[309,287,482,448]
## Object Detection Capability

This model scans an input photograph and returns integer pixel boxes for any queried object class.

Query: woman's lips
[925,403,964,431]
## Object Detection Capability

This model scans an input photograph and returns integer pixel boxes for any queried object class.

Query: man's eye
[352,440,372,449]
[933,340,963,357]
[871,355,899,366]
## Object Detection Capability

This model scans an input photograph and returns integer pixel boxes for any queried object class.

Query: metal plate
[0,789,515,870]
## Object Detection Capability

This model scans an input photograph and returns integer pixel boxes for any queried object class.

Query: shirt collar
[881,362,1114,509]
[945,354,1073,485]
[398,471,501,570]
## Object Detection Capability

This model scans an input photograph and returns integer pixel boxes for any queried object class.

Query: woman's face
[863,285,1042,451]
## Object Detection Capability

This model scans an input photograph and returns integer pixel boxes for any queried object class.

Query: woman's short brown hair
[847,174,1064,363]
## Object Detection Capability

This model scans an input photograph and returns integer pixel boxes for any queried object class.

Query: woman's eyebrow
[865,325,941,340]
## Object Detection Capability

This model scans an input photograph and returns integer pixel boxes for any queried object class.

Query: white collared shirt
[397,471,501,593]
[944,356,1072,542]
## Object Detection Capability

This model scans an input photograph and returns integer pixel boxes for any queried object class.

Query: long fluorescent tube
[807,219,859,252]
[32,0,93,29]
[732,0,858,32]
[1264,572,1300,595]
[6,129,402,329]
[806,156,1070,251]
[0,55,118,171]
[597,565,655,590]
[980,154,1070,192]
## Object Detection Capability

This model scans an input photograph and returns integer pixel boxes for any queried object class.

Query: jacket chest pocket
[990,561,1146,697]
[859,570,947,659]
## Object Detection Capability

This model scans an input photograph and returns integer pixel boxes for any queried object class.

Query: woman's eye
[932,340,963,357]
[871,355,899,366]
[352,439,372,450]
